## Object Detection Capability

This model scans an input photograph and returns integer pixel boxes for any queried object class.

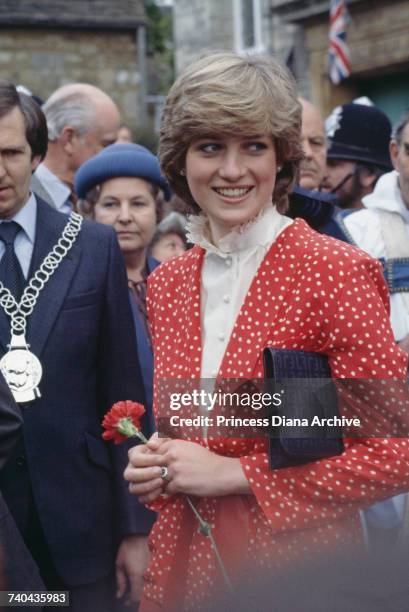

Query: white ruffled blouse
[185,205,293,378]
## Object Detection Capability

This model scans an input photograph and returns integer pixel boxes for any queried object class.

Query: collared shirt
[35,163,72,214]
[186,205,293,378]
[0,193,36,278]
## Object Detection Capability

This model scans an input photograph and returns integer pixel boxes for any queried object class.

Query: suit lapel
[6,197,81,356]
[0,198,79,355]
[25,199,81,357]
[0,299,11,353]
[182,246,204,378]
[30,174,56,209]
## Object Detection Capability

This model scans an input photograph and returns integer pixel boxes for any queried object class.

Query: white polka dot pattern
[141,219,409,610]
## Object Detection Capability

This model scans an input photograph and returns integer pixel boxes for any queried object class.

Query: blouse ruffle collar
[186,205,290,257]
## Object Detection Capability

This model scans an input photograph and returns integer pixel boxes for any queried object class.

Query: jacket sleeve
[98,229,156,536]
[0,372,22,472]
[240,260,409,532]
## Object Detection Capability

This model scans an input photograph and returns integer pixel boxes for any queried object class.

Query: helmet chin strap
[329,169,356,194]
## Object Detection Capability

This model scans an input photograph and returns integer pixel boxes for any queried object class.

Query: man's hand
[115,534,150,605]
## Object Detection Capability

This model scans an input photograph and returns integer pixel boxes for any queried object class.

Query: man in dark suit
[0,82,154,610]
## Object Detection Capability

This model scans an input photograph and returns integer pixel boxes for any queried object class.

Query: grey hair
[392,110,409,145]
[43,93,96,141]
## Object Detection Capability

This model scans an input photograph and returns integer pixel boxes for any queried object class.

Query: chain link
[0,212,83,335]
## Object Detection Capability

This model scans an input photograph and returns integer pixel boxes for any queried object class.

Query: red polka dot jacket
[141,219,409,611]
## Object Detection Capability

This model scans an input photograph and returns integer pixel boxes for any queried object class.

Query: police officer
[322,102,392,212]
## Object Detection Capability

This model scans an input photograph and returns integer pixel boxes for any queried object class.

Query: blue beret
[74,143,171,200]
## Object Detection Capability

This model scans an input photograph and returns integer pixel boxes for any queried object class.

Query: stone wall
[173,0,235,75]
[173,0,276,75]
[0,28,143,129]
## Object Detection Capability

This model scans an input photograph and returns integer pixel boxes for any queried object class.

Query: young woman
[124,53,409,611]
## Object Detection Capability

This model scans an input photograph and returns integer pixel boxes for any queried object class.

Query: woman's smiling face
[185,134,277,238]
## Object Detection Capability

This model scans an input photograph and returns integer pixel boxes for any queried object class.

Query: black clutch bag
[263,348,344,469]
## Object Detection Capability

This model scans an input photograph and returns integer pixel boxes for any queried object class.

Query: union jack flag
[328,0,351,85]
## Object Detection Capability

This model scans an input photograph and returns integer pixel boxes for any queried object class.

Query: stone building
[172,0,409,123]
[173,0,273,75]
[272,0,409,123]
[0,0,148,128]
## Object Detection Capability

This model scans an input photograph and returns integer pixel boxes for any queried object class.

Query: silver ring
[160,466,171,483]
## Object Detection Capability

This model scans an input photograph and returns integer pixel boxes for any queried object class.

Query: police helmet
[325,103,392,169]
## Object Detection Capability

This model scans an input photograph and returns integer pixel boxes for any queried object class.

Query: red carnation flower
[103,399,232,590]
[102,400,147,445]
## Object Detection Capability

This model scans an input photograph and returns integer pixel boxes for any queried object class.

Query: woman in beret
[75,143,171,417]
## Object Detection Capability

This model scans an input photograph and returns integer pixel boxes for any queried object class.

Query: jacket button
[16,455,26,467]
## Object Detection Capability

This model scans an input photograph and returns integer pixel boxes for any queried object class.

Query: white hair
[42,92,96,141]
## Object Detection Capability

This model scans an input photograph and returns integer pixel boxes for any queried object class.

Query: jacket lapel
[25,198,81,358]
[183,246,204,378]
[0,301,11,353]
[30,174,57,209]
[0,198,71,354]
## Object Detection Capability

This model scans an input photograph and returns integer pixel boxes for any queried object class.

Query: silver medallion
[0,334,42,402]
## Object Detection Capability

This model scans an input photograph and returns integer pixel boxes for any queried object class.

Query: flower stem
[185,496,233,592]
[117,418,148,443]
[136,431,149,444]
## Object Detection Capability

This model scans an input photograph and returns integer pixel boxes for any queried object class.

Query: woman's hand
[159,439,238,497]
[125,436,251,502]
[124,434,168,503]
[153,438,250,498]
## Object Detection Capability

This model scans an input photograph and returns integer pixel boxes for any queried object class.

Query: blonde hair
[159,52,303,213]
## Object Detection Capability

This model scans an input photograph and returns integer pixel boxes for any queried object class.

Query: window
[233,0,263,53]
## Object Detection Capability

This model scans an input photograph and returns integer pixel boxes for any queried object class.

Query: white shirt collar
[0,192,37,244]
[362,170,409,223]
[35,163,71,212]
[186,205,291,258]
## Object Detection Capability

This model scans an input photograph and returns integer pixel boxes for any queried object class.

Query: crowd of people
[0,50,409,611]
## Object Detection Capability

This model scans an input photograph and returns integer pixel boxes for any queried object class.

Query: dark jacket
[289,187,352,243]
[0,197,154,585]
[129,256,160,430]
[0,373,45,590]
